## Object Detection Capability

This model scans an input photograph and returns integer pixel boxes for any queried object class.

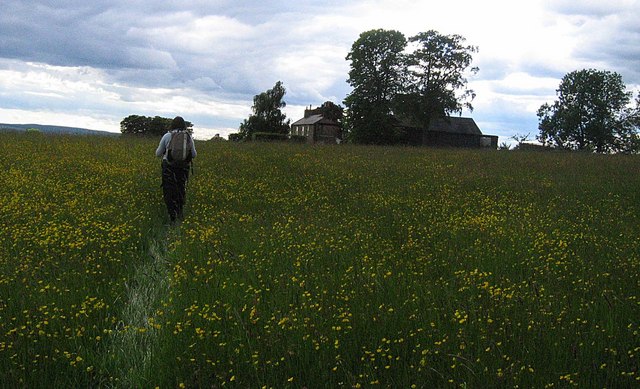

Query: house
[401,116,498,149]
[291,102,342,144]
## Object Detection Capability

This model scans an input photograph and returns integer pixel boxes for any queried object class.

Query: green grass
[0,133,639,387]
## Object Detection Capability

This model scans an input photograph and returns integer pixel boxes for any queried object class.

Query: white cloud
[544,0,637,17]
[0,59,251,137]
[0,62,121,106]
[0,107,122,133]
[130,14,255,55]
[274,44,350,101]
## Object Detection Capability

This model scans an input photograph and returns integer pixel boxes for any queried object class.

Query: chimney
[304,104,314,118]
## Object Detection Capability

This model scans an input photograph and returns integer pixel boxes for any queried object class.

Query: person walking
[155,116,197,223]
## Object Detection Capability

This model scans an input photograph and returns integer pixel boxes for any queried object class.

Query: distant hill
[0,123,118,136]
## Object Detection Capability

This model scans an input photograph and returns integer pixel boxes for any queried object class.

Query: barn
[402,117,498,148]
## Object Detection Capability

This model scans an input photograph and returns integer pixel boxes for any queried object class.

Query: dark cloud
[1,1,148,69]
[573,17,640,84]
[543,1,640,85]
[2,0,358,107]
[518,61,567,82]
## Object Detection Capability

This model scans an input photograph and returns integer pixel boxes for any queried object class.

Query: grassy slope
[161,141,639,387]
[0,134,638,387]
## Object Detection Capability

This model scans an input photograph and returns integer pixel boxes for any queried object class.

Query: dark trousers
[161,160,190,222]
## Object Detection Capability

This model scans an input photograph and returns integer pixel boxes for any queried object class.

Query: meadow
[0,132,638,388]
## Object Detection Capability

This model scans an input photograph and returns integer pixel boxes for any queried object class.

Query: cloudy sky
[1,0,639,141]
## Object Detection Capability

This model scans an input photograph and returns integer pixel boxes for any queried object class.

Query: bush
[289,135,307,143]
[251,132,289,142]
[228,133,244,142]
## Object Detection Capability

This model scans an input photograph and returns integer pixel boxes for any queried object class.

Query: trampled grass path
[106,225,174,387]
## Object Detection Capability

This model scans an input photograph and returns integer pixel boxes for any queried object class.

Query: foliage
[498,141,511,151]
[319,101,344,124]
[250,132,289,142]
[120,115,194,136]
[344,29,478,144]
[307,101,344,125]
[1,133,639,387]
[537,69,640,153]
[227,133,244,142]
[289,134,307,143]
[343,29,407,144]
[239,81,291,139]
[509,132,531,150]
[396,30,478,130]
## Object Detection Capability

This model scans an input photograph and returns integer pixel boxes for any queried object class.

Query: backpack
[167,130,193,166]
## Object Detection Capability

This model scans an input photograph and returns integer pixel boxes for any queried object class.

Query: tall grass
[0,133,638,387]
[0,133,161,386]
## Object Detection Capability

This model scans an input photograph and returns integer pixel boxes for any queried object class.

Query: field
[0,132,638,387]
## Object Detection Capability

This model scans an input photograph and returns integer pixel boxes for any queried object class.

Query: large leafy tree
[315,101,344,124]
[343,29,407,144]
[344,29,478,144]
[397,30,478,130]
[120,115,148,135]
[537,69,639,153]
[239,81,290,138]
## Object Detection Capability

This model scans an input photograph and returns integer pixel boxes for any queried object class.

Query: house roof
[291,114,323,126]
[428,117,482,135]
[397,116,483,135]
[291,114,339,126]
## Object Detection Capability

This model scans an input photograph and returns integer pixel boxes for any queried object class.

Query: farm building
[291,102,342,144]
[401,116,498,149]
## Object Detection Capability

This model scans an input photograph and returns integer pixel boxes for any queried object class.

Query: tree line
[120,115,193,136]
[120,28,640,153]
[237,29,640,152]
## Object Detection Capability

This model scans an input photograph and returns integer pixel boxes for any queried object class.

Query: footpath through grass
[0,133,639,387]
[103,221,173,387]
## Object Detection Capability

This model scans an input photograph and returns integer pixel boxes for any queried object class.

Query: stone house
[290,102,342,144]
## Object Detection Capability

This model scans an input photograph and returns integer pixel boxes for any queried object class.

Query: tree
[343,29,407,144]
[397,30,478,130]
[239,81,290,139]
[120,115,193,136]
[343,29,478,144]
[315,101,344,124]
[120,115,148,135]
[537,69,639,153]
[511,132,531,149]
[149,116,171,136]
[619,94,640,153]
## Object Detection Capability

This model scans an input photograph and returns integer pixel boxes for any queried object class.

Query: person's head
[171,116,187,131]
